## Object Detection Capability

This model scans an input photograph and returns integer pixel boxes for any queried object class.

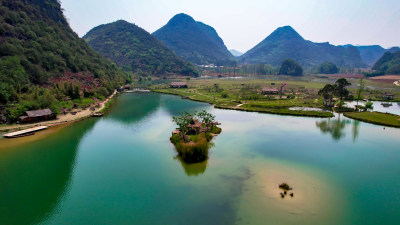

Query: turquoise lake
[0,93,399,225]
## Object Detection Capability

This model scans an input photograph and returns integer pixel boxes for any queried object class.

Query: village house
[19,108,55,123]
[170,82,188,88]
[262,87,279,95]
[187,118,203,134]
[323,99,335,107]
[382,92,394,100]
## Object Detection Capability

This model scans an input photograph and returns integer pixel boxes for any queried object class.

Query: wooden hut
[170,82,188,88]
[19,108,55,123]
[187,118,203,134]
[383,92,394,100]
[323,99,335,107]
[262,87,279,95]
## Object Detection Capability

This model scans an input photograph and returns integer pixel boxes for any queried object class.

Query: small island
[170,110,221,163]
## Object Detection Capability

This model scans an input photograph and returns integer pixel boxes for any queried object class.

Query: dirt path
[0,89,117,133]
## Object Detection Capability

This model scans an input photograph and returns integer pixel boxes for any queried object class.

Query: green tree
[172,111,193,141]
[334,78,351,107]
[365,101,374,111]
[319,62,339,74]
[318,84,336,101]
[278,59,303,76]
[355,78,365,105]
[197,110,216,129]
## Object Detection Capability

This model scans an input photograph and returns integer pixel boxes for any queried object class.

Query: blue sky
[61,0,400,53]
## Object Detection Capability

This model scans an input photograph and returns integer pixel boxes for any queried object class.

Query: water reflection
[352,120,360,142]
[175,157,208,176]
[0,119,97,225]
[106,93,161,124]
[316,116,352,141]
[316,115,361,142]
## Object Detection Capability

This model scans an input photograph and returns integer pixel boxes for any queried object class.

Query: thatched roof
[170,82,187,86]
[262,87,279,92]
[25,108,53,117]
[384,92,393,96]
[188,118,203,128]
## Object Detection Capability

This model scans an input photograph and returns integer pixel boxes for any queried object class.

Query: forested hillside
[84,20,198,77]
[0,0,130,121]
[372,51,400,75]
[239,26,365,68]
[153,13,235,65]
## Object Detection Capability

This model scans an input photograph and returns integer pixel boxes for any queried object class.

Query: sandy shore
[0,89,117,133]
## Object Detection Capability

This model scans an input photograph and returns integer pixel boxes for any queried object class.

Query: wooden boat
[92,113,103,117]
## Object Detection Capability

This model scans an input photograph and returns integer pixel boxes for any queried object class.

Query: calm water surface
[1,93,399,225]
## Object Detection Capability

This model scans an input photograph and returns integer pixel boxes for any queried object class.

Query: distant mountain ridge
[239,26,365,67]
[372,50,400,75]
[153,13,235,65]
[342,45,400,66]
[83,20,198,77]
[229,49,243,57]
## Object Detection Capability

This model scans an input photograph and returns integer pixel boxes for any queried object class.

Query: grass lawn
[152,78,334,117]
[344,112,400,128]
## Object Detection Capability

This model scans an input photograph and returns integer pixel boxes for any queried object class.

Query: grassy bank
[344,112,400,128]
[153,78,334,118]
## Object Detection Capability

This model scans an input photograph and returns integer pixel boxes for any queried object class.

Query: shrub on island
[171,110,221,163]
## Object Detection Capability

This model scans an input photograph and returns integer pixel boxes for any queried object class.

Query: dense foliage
[153,13,236,65]
[318,62,339,74]
[278,59,303,76]
[239,26,365,67]
[372,51,400,75]
[84,20,198,77]
[0,0,129,120]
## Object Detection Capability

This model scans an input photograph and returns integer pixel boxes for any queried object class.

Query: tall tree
[355,78,365,106]
[334,78,351,107]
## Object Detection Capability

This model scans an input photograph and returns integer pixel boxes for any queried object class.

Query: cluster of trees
[279,59,303,76]
[172,110,216,138]
[318,62,339,74]
[318,78,351,107]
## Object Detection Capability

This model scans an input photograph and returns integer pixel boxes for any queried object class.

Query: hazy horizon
[62,0,400,53]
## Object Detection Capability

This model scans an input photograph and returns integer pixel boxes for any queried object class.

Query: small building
[170,82,188,88]
[19,108,55,123]
[124,84,131,90]
[323,99,335,107]
[262,87,279,95]
[187,118,203,134]
[383,92,394,100]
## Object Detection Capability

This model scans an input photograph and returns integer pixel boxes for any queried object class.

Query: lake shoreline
[0,90,118,135]
[152,90,334,118]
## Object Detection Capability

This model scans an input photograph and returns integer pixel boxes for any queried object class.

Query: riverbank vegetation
[344,112,400,128]
[170,110,221,163]
[153,78,336,117]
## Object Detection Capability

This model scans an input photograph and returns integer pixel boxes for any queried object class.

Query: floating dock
[3,126,49,138]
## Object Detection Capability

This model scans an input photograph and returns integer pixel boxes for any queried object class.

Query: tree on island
[335,78,352,104]
[171,111,221,163]
[278,59,303,76]
[318,84,336,106]
[172,111,193,140]
[197,110,216,129]
[318,62,339,74]
[318,78,351,108]
[355,78,365,106]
